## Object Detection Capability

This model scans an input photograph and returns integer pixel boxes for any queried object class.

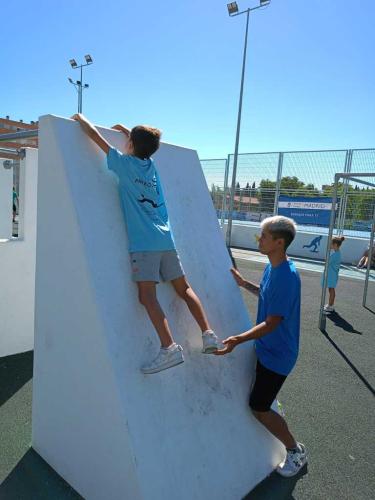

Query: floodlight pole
[69,59,93,113]
[226,2,270,247]
[319,174,339,331]
[363,203,375,308]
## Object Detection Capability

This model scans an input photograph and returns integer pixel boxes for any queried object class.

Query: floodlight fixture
[68,55,93,113]
[227,2,239,15]
[260,0,271,6]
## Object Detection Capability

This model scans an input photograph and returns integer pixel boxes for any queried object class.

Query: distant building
[0,116,38,159]
[0,116,38,191]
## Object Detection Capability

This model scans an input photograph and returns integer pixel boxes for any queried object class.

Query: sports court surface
[1,249,374,499]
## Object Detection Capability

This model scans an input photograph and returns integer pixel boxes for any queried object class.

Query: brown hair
[130,125,161,159]
[332,236,345,247]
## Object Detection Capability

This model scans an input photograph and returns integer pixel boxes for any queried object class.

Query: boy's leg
[328,287,335,306]
[252,409,296,449]
[137,281,174,348]
[249,360,306,476]
[160,251,219,353]
[171,276,210,333]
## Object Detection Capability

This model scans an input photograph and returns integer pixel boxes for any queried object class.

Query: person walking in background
[322,236,345,314]
[12,186,18,223]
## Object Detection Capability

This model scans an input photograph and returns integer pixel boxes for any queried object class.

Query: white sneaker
[202,330,220,354]
[323,304,335,314]
[141,344,184,374]
[276,443,307,477]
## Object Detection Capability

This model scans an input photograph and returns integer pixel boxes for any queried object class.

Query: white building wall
[0,158,13,238]
[0,149,38,357]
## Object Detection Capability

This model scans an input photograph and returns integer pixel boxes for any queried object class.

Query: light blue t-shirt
[322,249,341,288]
[255,260,301,376]
[107,148,176,253]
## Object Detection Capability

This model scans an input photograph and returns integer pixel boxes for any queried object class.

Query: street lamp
[225,1,270,247]
[68,55,93,113]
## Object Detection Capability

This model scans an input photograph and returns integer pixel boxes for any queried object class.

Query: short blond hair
[261,216,297,250]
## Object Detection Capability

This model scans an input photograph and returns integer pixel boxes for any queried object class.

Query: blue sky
[1,0,374,159]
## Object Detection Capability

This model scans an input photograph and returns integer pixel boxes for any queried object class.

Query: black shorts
[249,360,287,412]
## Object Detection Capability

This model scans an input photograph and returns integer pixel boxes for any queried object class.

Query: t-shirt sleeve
[267,275,295,319]
[107,147,123,178]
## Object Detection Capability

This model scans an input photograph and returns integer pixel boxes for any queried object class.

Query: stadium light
[68,55,94,113]
[227,2,239,15]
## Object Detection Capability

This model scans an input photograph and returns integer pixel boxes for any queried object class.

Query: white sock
[202,329,214,336]
[162,343,177,351]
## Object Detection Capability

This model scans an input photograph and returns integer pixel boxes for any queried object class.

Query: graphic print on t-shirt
[138,194,164,209]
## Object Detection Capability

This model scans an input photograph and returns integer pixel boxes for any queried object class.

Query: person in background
[357,244,375,269]
[12,186,18,223]
[322,236,345,314]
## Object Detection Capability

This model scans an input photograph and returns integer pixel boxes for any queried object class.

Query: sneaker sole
[141,357,184,375]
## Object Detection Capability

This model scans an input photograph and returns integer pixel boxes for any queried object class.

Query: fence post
[221,155,230,228]
[338,149,353,235]
[225,154,235,247]
[363,203,375,308]
[273,152,283,216]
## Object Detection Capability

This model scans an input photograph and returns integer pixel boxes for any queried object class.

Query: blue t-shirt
[255,260,301,376]
[322,249,341,288]
[107,148,176,253]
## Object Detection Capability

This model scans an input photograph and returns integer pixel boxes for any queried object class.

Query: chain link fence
[201,148,375,240]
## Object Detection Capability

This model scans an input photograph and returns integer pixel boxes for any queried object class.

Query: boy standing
[72,114,219,374]
[215,216,307,477]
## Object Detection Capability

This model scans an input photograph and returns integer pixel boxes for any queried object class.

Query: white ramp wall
[32,115,284,500]
[0,149,38,357]
[0,159,13,238]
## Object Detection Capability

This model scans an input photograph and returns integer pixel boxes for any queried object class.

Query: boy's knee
[138,291,156,307]
[176,284,190,300]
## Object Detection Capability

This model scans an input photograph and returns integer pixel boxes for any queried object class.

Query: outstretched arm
[231,268,260,296]
[111,124,131,137]
[214,315,282,355]
[72,114,111,155]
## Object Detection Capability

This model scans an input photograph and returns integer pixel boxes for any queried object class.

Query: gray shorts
[130,250,185,283]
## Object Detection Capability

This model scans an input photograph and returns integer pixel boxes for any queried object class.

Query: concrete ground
[1,249,374,499]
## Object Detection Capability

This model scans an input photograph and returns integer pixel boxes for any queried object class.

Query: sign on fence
[277,196,336,226]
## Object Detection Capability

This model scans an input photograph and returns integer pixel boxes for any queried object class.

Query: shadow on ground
[0,448,83,500]
[326,311,362,335]
[321,330,375,396]
[243,466,308,499]
[0,351,33,406]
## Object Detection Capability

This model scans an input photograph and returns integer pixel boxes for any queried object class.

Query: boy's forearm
[76,115,98,138]
[112,124,130,137]
[73,114,110,154]
[243,280,260,296]
[235,320,278,344]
